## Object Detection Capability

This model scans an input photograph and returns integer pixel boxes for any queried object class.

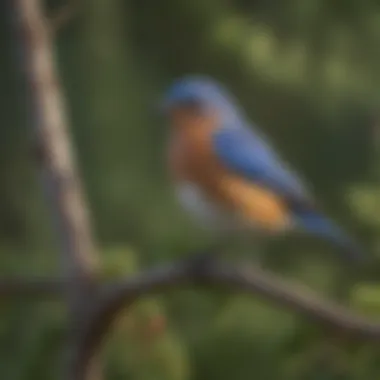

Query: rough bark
[13,0,100,378]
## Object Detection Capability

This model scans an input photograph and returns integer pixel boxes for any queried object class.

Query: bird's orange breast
[167,116,290,231]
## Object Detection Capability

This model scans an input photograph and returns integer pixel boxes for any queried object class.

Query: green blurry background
[1,0,380,378]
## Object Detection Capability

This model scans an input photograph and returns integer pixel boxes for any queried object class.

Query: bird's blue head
[160,75,244,125]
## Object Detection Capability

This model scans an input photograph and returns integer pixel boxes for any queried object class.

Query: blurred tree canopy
[1,0,380,379]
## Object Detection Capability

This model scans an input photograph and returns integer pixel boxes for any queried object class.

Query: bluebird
[160,75,364,262]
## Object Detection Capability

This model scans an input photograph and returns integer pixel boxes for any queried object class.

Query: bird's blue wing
[212,126,312,205]
[212,125,365,262]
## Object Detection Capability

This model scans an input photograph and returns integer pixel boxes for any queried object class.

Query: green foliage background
[1,0,380,378]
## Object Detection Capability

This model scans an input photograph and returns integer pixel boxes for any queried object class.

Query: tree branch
[68,259,380,380]
[13,0,101,378]
[14,0,99,279]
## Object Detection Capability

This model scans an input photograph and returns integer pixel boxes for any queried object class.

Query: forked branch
[67,259,380,380]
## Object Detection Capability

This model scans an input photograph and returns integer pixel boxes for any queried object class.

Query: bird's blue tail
[295,210,364,263]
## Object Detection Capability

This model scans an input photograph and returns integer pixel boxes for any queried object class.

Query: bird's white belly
[175,181,241,231]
